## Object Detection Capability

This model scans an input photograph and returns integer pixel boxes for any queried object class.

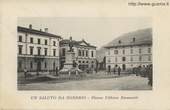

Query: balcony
[34,55,45,58]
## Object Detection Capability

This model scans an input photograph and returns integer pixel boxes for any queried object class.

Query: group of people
[23,64,152,86]
[106,64,153,86]
[132,64,153,86]
[107,66,122,76]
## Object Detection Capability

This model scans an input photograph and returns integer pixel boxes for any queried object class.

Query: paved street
[18,75,152,90]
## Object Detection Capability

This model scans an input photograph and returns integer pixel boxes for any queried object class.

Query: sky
[18,17,152,49]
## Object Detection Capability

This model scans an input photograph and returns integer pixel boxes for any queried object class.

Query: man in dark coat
[118,66,121,76]
[24,68,27,79]
[56,66,59,76]
[108,66,111,74]
[148,65,153,86]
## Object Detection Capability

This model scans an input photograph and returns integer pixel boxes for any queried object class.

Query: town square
[17,18,152,90]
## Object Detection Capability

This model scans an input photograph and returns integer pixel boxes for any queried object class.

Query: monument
[59,37,83,76]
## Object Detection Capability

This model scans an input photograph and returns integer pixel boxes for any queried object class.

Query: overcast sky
[18,17,152,49]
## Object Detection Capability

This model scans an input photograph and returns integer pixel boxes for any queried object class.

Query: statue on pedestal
[69,42,73,52]
[59,36,83,76]
[68,36,73,52]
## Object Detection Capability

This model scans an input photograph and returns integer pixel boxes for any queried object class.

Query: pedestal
[59,51,75,75]
[63,51,75,69]
[59,51,83,75]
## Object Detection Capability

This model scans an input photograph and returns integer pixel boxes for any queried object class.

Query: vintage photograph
[17,18,152,90]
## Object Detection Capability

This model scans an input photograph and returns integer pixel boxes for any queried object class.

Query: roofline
[60,42,97,48]
[104,42,152,49]
[17,26,62,39]
[60,39,97,48]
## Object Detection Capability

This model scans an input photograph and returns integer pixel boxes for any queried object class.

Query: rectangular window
[91,51,94,57]
[38,39,41,44]
[122,57,126,61]
[53,49,56,56]
[19,35,22,42]
[45,40,48,45]
[86,50,88,57]
[44,48,48,56]
[37,48,41,55]
[30,37,33,43]
[53,41,56,46]
[148,48,151,53]
[18,46,22,54]
[114,50,118,54]
[82,50,84,56]
[30,47,33,55]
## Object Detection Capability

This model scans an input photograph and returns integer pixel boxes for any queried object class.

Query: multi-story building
[60,37,97,71]
[17,24,62,73]
[104,28,152,71]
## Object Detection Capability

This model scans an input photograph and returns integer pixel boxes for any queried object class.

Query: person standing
[56,66,59,76]
[108,66,111,75]
[95,67,98,73]
[118,66,121,76]
[148,64,152,86]
[136,66,141,76]
[24,68,27,79]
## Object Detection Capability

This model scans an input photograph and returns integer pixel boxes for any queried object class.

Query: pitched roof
[17,26,62,39]
[105,28,152,48]
[60,39,96,48]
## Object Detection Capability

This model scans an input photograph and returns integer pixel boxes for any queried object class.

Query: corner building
[17,25,62,73]
[105,28,152,71]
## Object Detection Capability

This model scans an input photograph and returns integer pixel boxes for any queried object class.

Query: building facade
[105,28,152,71]
[17,25,62,73]
[60,37,97,71]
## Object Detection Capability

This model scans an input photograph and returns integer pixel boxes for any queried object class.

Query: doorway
[122,64,126,71]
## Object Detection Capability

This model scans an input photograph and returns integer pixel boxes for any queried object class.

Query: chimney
[29,24,32,29]
[44,28,48,33]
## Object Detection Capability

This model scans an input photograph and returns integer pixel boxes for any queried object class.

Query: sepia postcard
[0,0,170,110]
